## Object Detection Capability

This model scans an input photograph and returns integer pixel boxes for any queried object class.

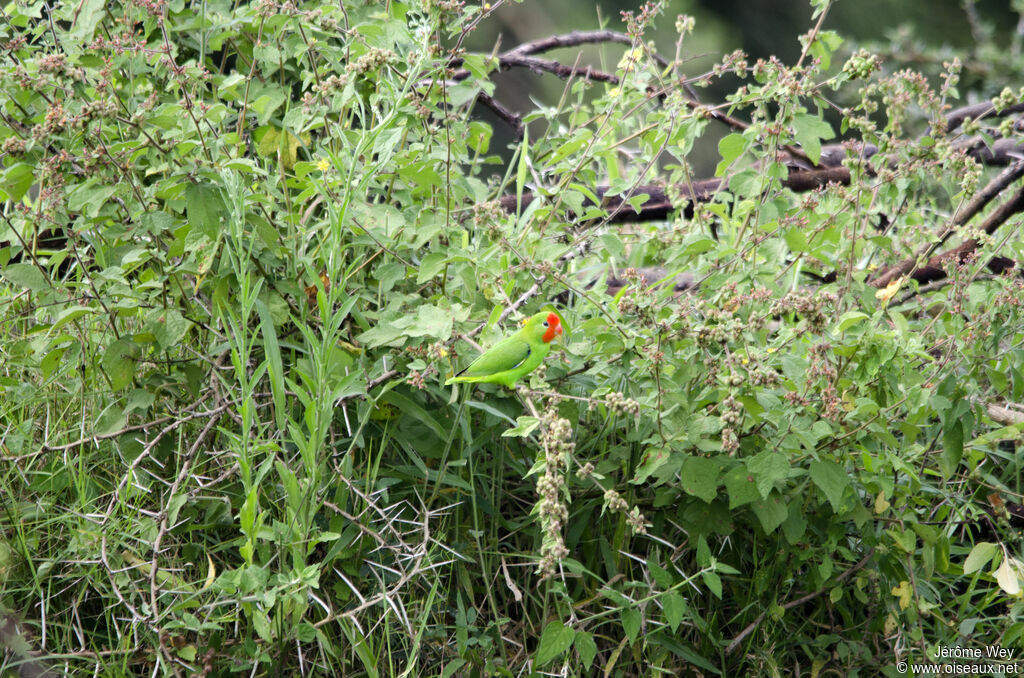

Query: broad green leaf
[2,263,49,292]
[723,465,760,509]
[0,162,34,201]
[751,493,788,534]
[103,338,139,391]
[574,631,597,668]
[663,591,686,631]
[535,621,574,666]
[150,309,189,350]
[502,416,539,438]
[702,571,723,598]
[809,459,849,512]
[792,113,834,165]
[632,447,672,484]
[837,311,869,332]
[746,452,789,498]
[716,133,747,176]
[185,183,227,238]
[621,607,641,643]
[681,455,721,503]
[964,542,997,574]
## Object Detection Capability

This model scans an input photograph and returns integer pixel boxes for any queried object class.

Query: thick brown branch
[872,167,1024,288]
[503,30,635,58]
[945,100,1024,133]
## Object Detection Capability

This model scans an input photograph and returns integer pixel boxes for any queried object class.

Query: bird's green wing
[456,335,531,378]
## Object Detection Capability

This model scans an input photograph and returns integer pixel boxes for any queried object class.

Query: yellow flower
[316,157,330,172]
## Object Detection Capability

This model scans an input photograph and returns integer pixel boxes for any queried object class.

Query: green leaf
[836,311,869,333]
[186,183,228,238]
[0,163,34,201]
[716,133,747,176]
[809,459,849,512]
[940,419,964,477]
[150,309,189,350]
[502,416,539,438]
[574,631,597,668]
[256,300,286,432]
[53,305,94,329]
[723,465,760,509]
[648,560,673,588]
[621,607,641,643]
[405,304,453,340]
[963,542,997,574]
[702,571,723,598]
[792,113,835,165]
[67,179,117,217]
[751,493,788,534]
[69,0,105,41]
[535,621,574,666]
[103,338,139,391]
[416,252,448,284]
[440,659,467,678]
[2,263,49,292]
[632,447,672,484]
[746,452,789,498]
[681,456,721,503]
[662,591,686,631]
[783,228,808,252]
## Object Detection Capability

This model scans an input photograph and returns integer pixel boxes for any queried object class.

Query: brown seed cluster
[535,407,574,579]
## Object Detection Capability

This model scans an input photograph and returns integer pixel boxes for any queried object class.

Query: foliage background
[2,0,1024,676]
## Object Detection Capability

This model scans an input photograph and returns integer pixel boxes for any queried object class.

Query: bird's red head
[542,312,562,343]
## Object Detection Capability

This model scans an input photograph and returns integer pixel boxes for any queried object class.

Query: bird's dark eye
[543,321,549,327]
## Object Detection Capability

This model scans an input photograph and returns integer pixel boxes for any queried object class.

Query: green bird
[446,311,565,388]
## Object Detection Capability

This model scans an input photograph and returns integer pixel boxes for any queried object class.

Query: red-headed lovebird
[446,311,564,388]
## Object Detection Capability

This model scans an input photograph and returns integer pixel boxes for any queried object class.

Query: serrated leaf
[2,263,49,292]
[747,452,789,498]
[574,631,597,668]
[535,621,574,666]
[662,591,686,631]
[681,455,721,503]
[836,311,869,332]
[751,493,788,534]
[716,133,747,176]
[809,459,849,512]
[621,607,641,643]
[103,338,139,391]
[723,465,761,509]
[792,113,834,165]
[702,571,722,598]
[502,416,539,438]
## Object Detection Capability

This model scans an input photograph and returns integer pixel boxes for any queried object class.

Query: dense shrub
[2,1,1024,675]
